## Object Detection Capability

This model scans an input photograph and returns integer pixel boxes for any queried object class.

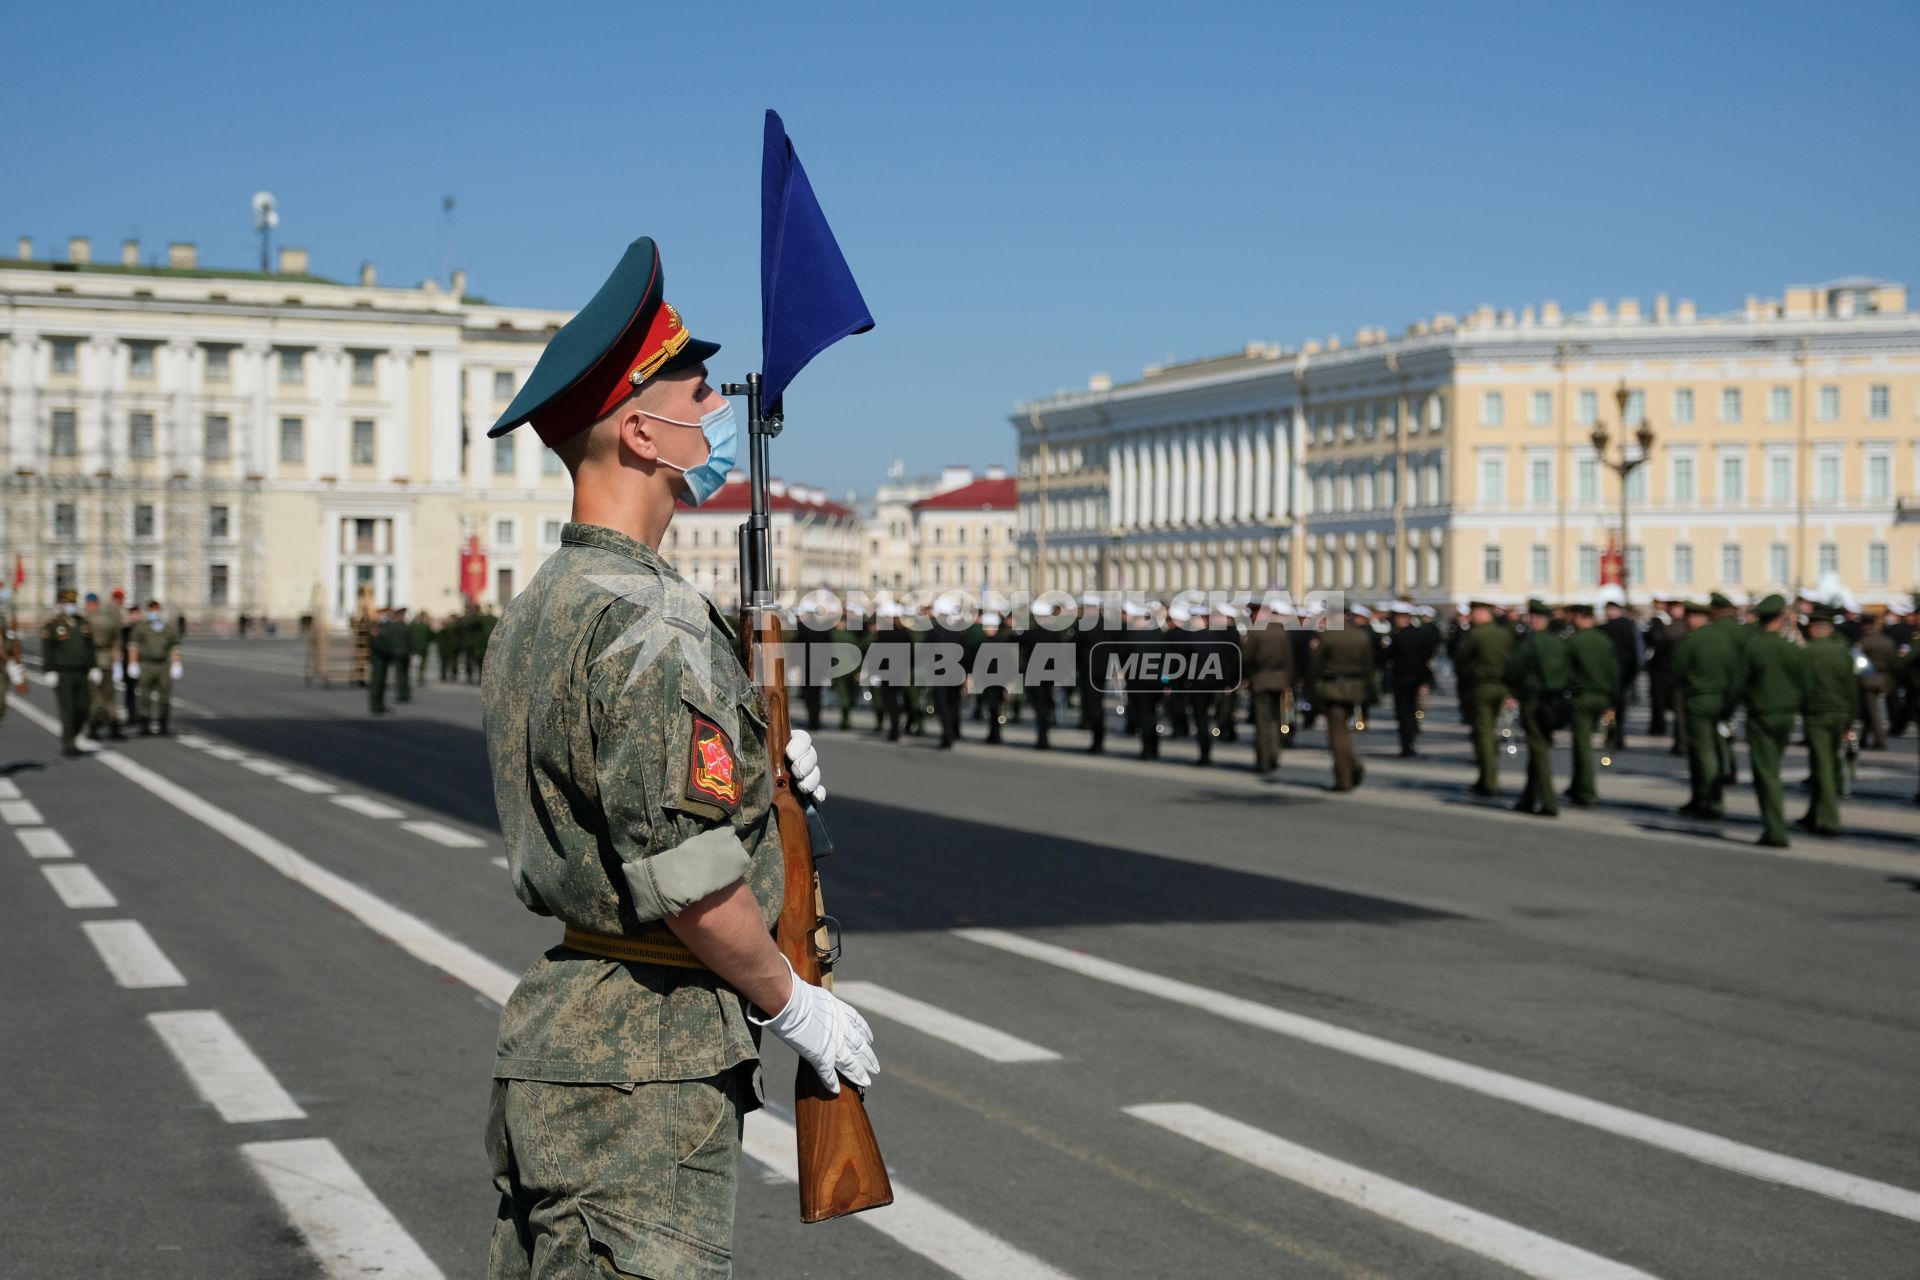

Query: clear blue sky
[7,0,1915,494]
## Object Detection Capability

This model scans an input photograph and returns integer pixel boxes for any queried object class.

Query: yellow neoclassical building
[1013,279,1920,608]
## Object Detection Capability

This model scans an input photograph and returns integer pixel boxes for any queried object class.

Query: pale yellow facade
[1015,281,1920,608]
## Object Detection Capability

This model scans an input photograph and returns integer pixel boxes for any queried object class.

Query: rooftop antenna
[251,191,278,272]
[440,195,457,283]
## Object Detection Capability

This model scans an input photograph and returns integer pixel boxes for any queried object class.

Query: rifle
[725,372,893,1224]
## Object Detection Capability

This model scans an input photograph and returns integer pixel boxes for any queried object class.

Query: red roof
[911,475,1018,512]
[677,476,856,520]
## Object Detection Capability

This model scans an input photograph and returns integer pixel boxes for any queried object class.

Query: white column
[382,348,414,483]
[243,341,272,476]
[1184,430,1201,527]
[1236,427,1254,521]
[1152,439,1169,526]
[80,338,116,472]
[1133,440,1148,527]
[1201,426,1219,524]
[316,344,344,480]
[1107,442,1121,530]
[6,331,42,473]
[1253,423,1273,519]
[429,349,463,485]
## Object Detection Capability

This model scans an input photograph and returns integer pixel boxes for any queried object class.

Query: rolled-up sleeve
[622,824,752,920]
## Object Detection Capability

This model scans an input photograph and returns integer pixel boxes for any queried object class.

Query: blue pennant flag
[760,109,873,413]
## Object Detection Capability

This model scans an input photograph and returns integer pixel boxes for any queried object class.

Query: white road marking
[241,1138,443,1279]
[174,733,215,749]
[1128,1104,1659,1280]
[81,920,187,988]
[743,1112,1077,1280]
[16,828,74,859]
[278,772,339,795]
[1,799,45,825]
[835,981,1061,1063]
[958,929,1920,1224]
[0,778,20,799]
[399,820,486,848]
[203,745,248,761]
[149,1010,307,1123]
[242,758,289,776]
[42,863,117,909]
[331,794,405,820]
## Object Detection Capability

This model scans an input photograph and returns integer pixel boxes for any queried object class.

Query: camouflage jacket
[482,522,783,1085]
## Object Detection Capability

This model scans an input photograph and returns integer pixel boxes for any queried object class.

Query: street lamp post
[1589,378,1655,605]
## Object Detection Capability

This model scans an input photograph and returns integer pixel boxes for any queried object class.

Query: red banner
[460,536,488,601]
[1600,535,1624,587]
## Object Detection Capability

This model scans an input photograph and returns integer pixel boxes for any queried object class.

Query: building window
[205,346,231,380]
[1624,390,1645,423]
[129,412,155,460]
[53,502,78,538]
[204,415,231,462]
[279,416,304,464]
[133,504,156,538]
[1578,544,1599,585]
[1866,453,1891,502]
[1576,390,1597,427]
[1721,543,1741,585]
[1817,542,1838,576]
[493,435,516,476]
[1482,545,1502,584]
[51,338,78,375]
[1868,384,1890,420]
[1577,456,1598,503]
[1624,465,1647,503]
[278,348,304,385]
[1429,395,1446,429]
[352,419,376,466]
[1768,543,1789,584]
[1672,388,1694,424]
[1719,387,1741,423]
[1817,386,1838,421]
[494,518,516,548]
[1530,545,1550,584]
[209,505,231,540]
[1672,455,1695,502]
[1406,458,1424,507]
[1767,453,1791,501]
[351,351,377,386]
[1478,455,1505,505]
[1341,405,1356,439]
[1719,453,1744,504]
[541,449,562,477]
[1626,545,1645,585]
[496,568,516,604]
[50,408,78,457]
[542,518,563,546]
[1673,543,1693,584]
[128,342,156,379]
[133,563,154,603]
[494,370,514,401]
[1767,387,1789,422]
[1481,391,1504,427]
[1867,542,1889,585]
[1815,454,1840,502]
[1528,457,1551,506]
[209,563,231,606]
[1528,391,1551,427]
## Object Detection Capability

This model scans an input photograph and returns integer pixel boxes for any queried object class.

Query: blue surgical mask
[645,402,738,507]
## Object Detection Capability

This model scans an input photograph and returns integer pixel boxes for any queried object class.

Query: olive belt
[561,925,708,971]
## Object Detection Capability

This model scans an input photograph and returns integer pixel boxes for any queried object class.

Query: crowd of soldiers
[0,586,184,756]
[355,605,496,714]
[788,588,1919,844]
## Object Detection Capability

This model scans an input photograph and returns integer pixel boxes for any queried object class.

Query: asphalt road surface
[3,637,1917,1278]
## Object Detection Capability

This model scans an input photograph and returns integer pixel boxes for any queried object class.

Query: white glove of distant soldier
[5,662,24,692]
[88,668,102,686]
[127,658,141,679]
[170,660,183,680]
[786,729,825,805]
[752,958,876,1095]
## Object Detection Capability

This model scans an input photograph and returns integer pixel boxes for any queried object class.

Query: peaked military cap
[1525,598,1552,615]
[1684,599,1710,616]
[1806,602,1840,622]
[1753,593,1787,620]
[1708,591,1734,609]
[488,237,720,447]
[1568,602,1595,616]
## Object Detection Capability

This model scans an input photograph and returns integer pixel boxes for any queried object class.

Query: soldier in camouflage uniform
[42,588,95,755]
[479,238,875,1279]
[1,591,25,732]
[83,591,126,739]
[132,600,182,735]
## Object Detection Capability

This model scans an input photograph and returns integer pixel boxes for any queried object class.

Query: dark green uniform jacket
[1503,629,1571,702]
[1310,625,1373,704]
[1454,623,1513,698]
[1801,634,1856,720]
[1567,628,1620,703]
[1673,616,1745,717]
[1741,630,1806,718]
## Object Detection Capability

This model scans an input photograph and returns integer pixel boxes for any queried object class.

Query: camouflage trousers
[487,1067,756,1280]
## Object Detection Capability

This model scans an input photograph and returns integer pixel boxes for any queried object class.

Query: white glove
[170,660,183,680]
[88,667,102,686]
[751,958,876,1095]
[785,729,825,805]
[112,661,124,683]
[5,661,24,691]
[127,659,141,679]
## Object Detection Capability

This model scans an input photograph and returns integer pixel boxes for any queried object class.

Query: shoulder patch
[684,713,741,814]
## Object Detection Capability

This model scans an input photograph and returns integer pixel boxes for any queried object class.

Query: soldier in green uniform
[391,607,414,704]
[475,606,498,679]
[83,591,126,740]
[1310,604,1373,791]
[1504,599,1570,816]
[1019,602,1063,750]
[1564,602,1619,809]
[1798,603,1855,837]
[410,610,435,686]
[478,238,874,1278]
[1672,599,1743,819]
[132,601,182,734]
[829,610,858,731]
[1454,600,1514,797]
[436,611,460,680]
[1,590,26,733]
[367,608,396,714]
[1740,595,1805,847]
[42,588,94,756]
[1241,600,1294,775]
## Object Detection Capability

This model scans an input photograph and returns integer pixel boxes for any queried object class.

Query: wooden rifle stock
[744,609,893,1223]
